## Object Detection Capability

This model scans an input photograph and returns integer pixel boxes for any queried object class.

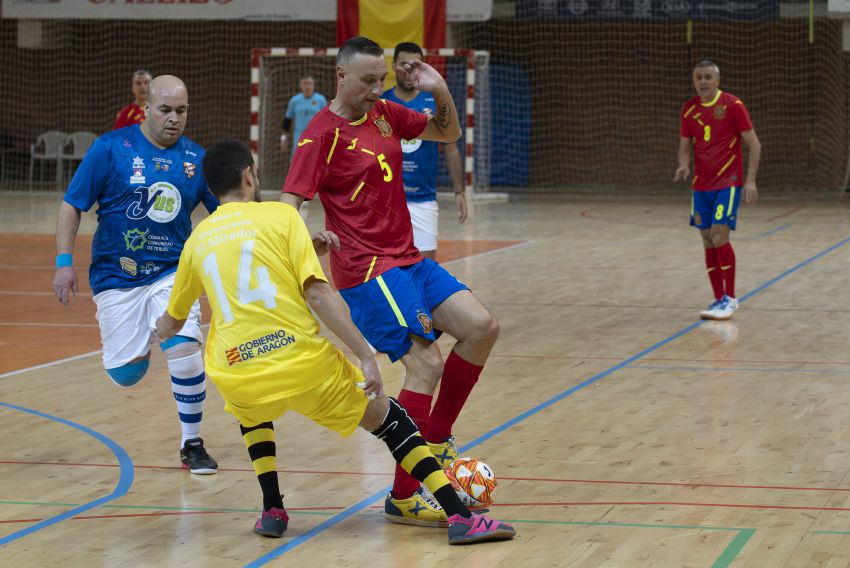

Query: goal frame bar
[250,47,481,194]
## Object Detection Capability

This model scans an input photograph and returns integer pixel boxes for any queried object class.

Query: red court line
[489,354,850,366]
[766,205,805,223]
[505,501,850,512]
[6,499,850,525]
[4,459,850,494]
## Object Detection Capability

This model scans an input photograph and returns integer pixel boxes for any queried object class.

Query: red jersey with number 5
[680,91,753,191]
[282,99,429,290]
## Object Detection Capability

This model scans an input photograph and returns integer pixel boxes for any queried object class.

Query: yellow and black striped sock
[240,422,283,511]
[372,398,471,518]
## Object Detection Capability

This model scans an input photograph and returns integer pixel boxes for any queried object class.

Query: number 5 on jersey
[203,240,277,323]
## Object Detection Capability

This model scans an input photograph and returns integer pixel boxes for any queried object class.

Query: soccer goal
[250,47,493,196]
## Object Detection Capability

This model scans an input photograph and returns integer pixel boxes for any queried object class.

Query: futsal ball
[445,457,498,508]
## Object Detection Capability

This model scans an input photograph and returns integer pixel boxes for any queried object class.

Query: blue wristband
[56,253,73,268]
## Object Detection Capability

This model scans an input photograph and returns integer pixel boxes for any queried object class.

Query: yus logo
[126,181,182,223]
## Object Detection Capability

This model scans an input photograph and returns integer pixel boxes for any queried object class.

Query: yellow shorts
[223,357,369,436]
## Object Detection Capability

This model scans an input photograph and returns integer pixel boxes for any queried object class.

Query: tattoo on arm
[437,103,451,128]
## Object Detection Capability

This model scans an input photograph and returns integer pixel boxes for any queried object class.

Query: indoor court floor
[3,189,850,567]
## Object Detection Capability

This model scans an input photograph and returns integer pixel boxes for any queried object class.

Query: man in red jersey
[280,36,501,528]
[675,60,761,321]
[114,69,152,130]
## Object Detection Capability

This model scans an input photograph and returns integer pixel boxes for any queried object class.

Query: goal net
[251,48,492,195]
[3,3,849,195]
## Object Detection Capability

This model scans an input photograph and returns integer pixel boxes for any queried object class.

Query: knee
[106,358,150,388]
[710,227,729,247]
[711,234,728,248]
[160,335,201,360]
[468,311,500,347]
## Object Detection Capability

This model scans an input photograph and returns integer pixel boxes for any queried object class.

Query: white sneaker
[700,299,723,320]
[711,295,739,321]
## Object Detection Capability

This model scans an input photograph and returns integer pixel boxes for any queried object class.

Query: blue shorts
[690,187,741,230]
[339,259,468,362]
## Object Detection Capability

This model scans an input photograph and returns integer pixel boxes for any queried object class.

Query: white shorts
[93,272,203,370]
[407,200,439,252]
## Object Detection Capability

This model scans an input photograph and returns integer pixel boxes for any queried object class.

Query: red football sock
[715,242,736,298]
[427,351,483,444]
[704,247,724,301]
[391,389,432,500]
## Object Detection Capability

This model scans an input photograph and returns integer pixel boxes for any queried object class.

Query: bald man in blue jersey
[52,75,219,474]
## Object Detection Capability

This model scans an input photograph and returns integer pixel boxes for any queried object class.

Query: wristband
[56,253,73,268]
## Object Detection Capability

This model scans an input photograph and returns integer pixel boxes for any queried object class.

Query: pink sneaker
[254,507,288,538]
[447,512,516,544]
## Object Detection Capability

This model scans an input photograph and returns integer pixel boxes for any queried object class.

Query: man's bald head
[141,75,189,148]
[147,75,187,107]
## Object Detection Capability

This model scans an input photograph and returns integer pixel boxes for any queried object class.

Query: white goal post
[250,47,491,195]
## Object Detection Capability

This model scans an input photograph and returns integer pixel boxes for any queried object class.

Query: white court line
[0,241,531,380]
[0,349,103,380]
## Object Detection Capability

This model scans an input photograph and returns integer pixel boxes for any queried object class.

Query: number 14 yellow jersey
[167,201,344,407]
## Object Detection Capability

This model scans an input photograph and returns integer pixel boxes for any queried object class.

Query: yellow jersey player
[154,140,515,544]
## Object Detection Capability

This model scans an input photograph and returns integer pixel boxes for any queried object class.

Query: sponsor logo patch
[123,228,149,251]
[126,181,182,223]
[225,329,297,364]
[119,256,137,276]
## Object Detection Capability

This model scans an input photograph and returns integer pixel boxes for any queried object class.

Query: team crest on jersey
[714,105,726,119]
[126,181,182,223]
[119,256,138,276]
[417,311,433,334]
[374,116,393,138]
[184,162,196,179]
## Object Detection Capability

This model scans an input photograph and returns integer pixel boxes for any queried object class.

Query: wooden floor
[3,189,850,567]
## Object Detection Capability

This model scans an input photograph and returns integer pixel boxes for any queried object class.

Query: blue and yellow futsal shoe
[427,435,459,469]
[384,487,448,527]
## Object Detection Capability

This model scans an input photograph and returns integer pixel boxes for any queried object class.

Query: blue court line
[757,223,791,238]
[628,364,850,376]
[0,401,134,548]
[245,232,850,567]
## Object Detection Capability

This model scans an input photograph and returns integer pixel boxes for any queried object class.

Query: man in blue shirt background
[280,74,327,160]
[384,42,467,261]
[52,75,219,474]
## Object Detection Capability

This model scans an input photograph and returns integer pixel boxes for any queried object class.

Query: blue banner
[517,0,780,20]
